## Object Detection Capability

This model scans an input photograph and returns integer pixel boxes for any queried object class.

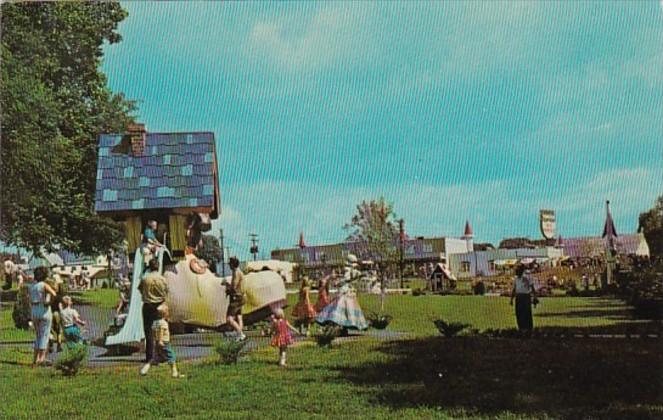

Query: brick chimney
[128,123,147,156]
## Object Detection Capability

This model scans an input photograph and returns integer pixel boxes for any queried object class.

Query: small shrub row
[433,319,471,337]
[314,325,342,347]
[214,339,246,365]
[54,344,88,376]
[367,312,392,330]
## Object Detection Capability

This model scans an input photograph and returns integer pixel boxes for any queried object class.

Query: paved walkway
[2,303,659,368]
[0,305,401,368]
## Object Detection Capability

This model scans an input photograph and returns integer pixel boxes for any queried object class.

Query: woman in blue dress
[30,266,57,367]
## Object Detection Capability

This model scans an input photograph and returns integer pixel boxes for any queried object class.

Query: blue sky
[102,2,663,260]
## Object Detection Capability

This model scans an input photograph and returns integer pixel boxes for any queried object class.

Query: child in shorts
[140,303,184,378]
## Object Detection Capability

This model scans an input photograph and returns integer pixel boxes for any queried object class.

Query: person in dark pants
[510,264,537,336]
[138,258,168,363]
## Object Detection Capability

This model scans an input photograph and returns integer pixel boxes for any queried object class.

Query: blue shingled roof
[94,132,218,213]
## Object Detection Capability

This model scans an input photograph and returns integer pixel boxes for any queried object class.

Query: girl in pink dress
[270,308,299,367]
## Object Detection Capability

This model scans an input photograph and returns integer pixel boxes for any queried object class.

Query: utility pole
[225,246,231,270]
[219,228,225,277]
[398,219,405,289]
[249,233,259,261]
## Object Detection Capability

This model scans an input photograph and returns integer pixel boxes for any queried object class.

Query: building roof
[562,234,647,258]
[94,132,219,215]
[602,201,618,239]
[463,220,474,237]
[272,237,448,264]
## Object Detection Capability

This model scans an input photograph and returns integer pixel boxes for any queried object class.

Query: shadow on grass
[334,328,663,419]
[536,308,632,320]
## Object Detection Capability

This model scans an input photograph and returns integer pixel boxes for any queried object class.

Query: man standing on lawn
[138,258,169,363]
[510,265,537,337]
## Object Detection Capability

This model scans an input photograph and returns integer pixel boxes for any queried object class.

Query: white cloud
[248,5,378,73]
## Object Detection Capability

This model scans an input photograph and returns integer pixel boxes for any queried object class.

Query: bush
[213,339,246,365]
[314,325,342,347]
[616,263,663,319]
[367,312,393,330]
[473,281,485,295]
[12,285,31,329]
[412,288,425,296]
[433,319,471,338]
[54,344,88,376]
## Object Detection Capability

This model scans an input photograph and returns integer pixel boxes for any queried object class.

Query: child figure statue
[315,254,368,332]
[291,277,317,336]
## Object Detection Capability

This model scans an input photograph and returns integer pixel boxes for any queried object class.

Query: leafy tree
[1,2,135,256]
[498,237,535,249]
[639,195,663,258]
[344,197,401,295]
[195,235,224,273]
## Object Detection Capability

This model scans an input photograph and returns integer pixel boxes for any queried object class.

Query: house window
[488,260,495,271]
[461,261,471,273]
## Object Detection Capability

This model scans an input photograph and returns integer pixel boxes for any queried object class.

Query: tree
[639,195,663,258]
[498,237,535,249]
[0,2,135,256]
[344,198,400,305]
[195,235,224,274]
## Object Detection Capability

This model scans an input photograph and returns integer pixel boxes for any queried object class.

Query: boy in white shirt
[60,296,86,347]
[140,303,184,378]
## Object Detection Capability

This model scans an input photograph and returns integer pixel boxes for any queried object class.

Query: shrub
[412,288,425,296]
[12,285,31,329]
[367,312,393,330]
[473,281,486,295]
[433,319,471,338]
[616,263,663,319]
[252,320,271,336]
[54,344,88,376]
[314,325,342,347]
[213,339,246,365]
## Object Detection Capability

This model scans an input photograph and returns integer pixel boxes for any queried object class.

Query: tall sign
[539,209,556,240]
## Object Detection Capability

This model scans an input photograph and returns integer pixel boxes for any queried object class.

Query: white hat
[346,254,358,264]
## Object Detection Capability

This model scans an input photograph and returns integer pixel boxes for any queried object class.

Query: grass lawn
[0,308,32,342]
[71,288,120,309]
[0,295,661,418]
[0,335,661,419]
[288,294,659,337]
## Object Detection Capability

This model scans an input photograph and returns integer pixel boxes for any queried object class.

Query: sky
[101,1,663,260]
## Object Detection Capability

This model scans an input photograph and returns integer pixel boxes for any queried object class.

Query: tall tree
[639,195,663,258]
[344,197,400,294]
[1,2,135,256]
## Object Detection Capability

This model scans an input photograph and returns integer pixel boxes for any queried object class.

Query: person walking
[510,265,537,337]
[30,266,57,367]
[140,304,184,378]
[138,258,168,363]
[225,257,246,341]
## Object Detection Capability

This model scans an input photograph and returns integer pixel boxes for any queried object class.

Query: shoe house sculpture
[96,125,286,347]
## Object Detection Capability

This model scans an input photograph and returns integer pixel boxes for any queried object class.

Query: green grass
[71,288,120,309]
[1,295,662,418]
[0,308,32,342]
[0,336,661,419]
[288,293,656,337]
